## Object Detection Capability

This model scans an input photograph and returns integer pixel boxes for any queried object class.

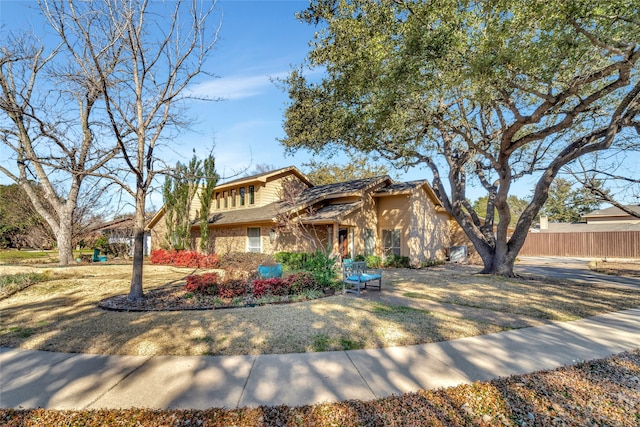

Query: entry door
[338,228,349,259]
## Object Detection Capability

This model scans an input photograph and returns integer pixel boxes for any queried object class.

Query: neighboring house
[521,205,640,258]
[147,166,454,265]
[581,205,640,225]
[96,216,152,256]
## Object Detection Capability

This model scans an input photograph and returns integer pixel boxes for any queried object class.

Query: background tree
[0,183,55,249]
[163,152,218,252]
[198,155,218,253]
[282,0,640,275]
[568,154,640,218]
[163,155,202,251]
[540,178,601,223]
[471,195,529,228]
[302,151,397,185]
[65,0,220,300]
[0,13,120,264]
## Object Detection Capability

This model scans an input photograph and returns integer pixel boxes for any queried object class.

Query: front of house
[148,166,453,265]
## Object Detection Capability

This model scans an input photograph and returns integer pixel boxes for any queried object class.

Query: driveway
[515,256,640,290]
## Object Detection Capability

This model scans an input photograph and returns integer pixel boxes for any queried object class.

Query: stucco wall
[377,194,411,258]
[407,189,451,264]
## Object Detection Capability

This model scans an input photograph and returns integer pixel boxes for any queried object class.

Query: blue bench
[92,249,107,262]
[342,261,382,296]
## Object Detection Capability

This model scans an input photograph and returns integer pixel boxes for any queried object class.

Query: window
[239,187,245,206]
[247,227,261,252]
[382,229,401,257]
[215,192,220,209]
[364,229,375,256]
[248,185,255,205]
[223,191,228,208]
[231,189,236,207]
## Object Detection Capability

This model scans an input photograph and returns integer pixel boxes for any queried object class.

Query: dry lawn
[1,263,639,357]
[590,260,640,278]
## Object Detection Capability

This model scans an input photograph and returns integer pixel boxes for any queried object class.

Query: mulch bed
[98,286,337,312]
[98,287,218,312]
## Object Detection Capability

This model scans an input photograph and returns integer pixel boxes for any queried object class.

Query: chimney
[540,215,548,230]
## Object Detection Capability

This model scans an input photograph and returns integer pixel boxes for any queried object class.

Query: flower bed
[181,271,326,308]
[150,249,219,268]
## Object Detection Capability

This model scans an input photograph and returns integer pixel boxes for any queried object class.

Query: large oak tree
[282,0,640,275]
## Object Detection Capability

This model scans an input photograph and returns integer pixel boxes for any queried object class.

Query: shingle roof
[290,176,390,210]
[375,180,427,195]
[302,202,363,224]
[206,203,281,225]
[583,205,640,218]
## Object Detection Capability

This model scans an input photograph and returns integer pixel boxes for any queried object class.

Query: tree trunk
[128,190,146,301]
[56,218,75,265]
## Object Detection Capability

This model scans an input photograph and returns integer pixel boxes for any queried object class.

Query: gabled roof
[216,166,313,190]
[374,179,446,211]
[582,205,640,219]
[205,203,281,226]
[301,201,363,224]
[204,176,391,227]
[290,175,392,212]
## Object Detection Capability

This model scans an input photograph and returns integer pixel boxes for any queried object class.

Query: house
[96,216,152,256]
[147,166,454,265]
[582,205,640,225]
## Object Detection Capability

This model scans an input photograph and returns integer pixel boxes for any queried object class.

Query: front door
[338,228,349,259]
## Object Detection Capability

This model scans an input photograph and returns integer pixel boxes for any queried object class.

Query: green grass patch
[0,250,51,261]
[311,334,331,352]
[0,272,51,297]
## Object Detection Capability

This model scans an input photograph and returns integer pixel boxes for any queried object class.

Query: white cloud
[187,71,289,100]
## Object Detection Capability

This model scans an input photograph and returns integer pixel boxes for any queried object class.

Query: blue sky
[2,0,636,211]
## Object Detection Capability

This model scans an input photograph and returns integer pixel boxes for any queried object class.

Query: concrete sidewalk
[1,308,639,410]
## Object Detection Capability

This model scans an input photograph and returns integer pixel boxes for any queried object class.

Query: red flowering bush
[252,278,289,297]
[185,273,219,294]
[286,272,320,294]
[150,249,219,268]
[217,279,247,299]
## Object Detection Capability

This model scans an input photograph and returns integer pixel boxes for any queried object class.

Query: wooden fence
[519,231,640,258]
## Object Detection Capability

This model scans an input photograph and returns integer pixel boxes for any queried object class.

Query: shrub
[275,251,309,271]
[185,272,219,294]
[384,254,411,268]
[353,254,366,262]
[252,278,287,297]
[218,252,272,272]
[421,258,446,268]
[365,255,382,268]
[286,272,320,293]
[217,279,247,299]
[150,249,219,268]
[305,250,338,287]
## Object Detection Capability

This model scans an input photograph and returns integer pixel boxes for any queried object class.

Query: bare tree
[0,14,120,264]
[568,153,640,218]
[72,0,221,300]
[275,177,330,254]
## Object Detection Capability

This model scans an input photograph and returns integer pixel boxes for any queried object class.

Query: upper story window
[248,185,255,205]
[223,191,228,208]
[215,192,220,209]
[231,189,236,207]
[239,187,245,206]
